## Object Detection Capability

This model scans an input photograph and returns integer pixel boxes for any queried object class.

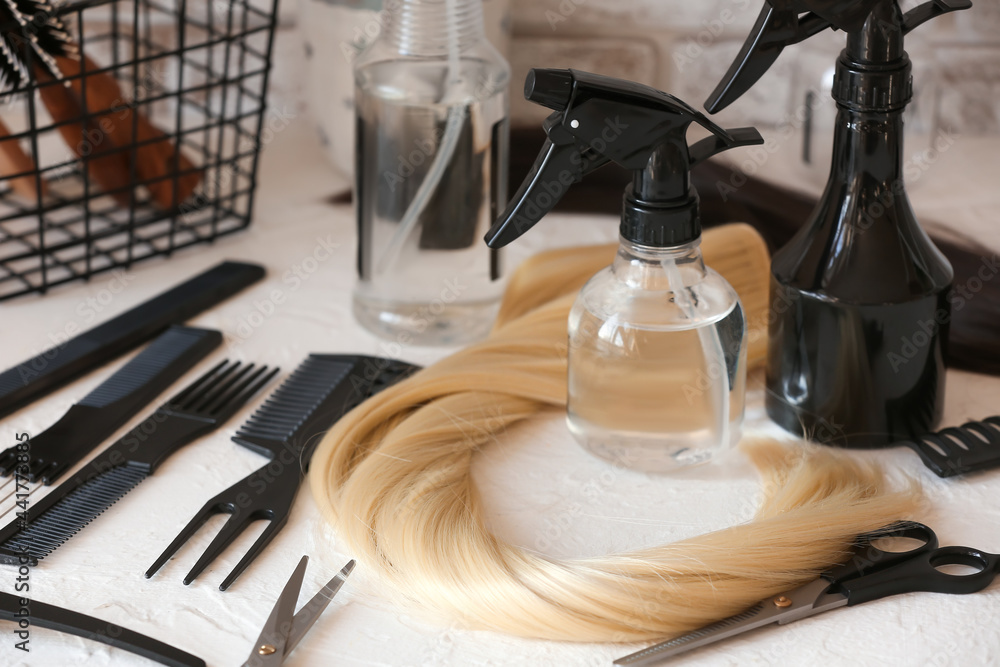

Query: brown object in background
[54,55,202,210]
[0,117,48,201]
[53,55,203,209]
[35,64,134,206]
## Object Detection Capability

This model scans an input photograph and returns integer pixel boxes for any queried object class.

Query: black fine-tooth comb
[146,354,420,591]
[898,416,1000,478]
[0,326,221,487]
[0,359,278,565]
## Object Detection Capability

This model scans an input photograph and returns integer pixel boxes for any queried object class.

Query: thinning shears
[242,556,354,666]
[616,521,1000,665]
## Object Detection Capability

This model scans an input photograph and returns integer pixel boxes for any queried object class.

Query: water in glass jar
[353,59,508,346]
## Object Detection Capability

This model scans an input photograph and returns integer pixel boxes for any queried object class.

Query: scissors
[615,521,1000,665]
[242,555,354,666]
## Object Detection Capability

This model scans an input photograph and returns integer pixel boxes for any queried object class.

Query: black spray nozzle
[485,69,763,249]
[524,69,574,111]
[706,0,971,114]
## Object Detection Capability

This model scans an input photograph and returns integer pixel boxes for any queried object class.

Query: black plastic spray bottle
[707,0,971,447]
[486,69,764,471]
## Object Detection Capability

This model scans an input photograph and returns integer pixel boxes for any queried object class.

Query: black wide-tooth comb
[0,326,220,486]
[0,359,278,565]
[146,354,420,591]
[899,416,1000,478]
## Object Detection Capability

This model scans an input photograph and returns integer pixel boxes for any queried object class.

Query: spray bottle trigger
[484,133,609,248]
[903,0,972,34]
[689,128,765,169]
[772,0,883,32]
[704,4,830,114]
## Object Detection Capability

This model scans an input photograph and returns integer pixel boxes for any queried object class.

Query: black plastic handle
[899,416,1000,478]
[485,123,608,248]
[689,128,765,169]
[116,411,219,472]
[775,0,883,31]
[821,522,1000,606]
[903,0,973,34]
[823,521,939,585]
[0,261,264,420]
[489,68,755,247]
[0,326,221,484]
[0,592,205,667]
[839,546,1000,606]
[705,4,830,113]
[707,0,971,113]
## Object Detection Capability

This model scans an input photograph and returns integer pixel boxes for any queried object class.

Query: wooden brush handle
[0,116,47,202]
[54,55,202,209]
[51,55,203,209]
[35,65,134,205]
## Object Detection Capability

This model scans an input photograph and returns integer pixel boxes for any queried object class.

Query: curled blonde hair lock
[309,224,920,642]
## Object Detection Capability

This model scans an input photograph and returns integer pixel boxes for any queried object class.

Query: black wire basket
[0,0,279,300]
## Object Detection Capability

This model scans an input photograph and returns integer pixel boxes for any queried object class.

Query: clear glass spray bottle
[352,0,510,346]
[485,69,762,471]
[566,236,747,471]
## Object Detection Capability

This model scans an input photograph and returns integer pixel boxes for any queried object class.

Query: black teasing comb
[899,416,1000,478]
[0,359,278,565]
[0,326,220,485]
[146,354,420,591]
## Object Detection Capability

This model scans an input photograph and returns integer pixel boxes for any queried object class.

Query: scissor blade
[614,578,844,666]
[242,555,309,667]
[284,559,356,656]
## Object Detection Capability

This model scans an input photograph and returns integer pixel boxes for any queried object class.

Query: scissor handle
[823,521,939,585]
[837,545,1000,606]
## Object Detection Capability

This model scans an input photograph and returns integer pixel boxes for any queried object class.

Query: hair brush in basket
[0,0,76,90]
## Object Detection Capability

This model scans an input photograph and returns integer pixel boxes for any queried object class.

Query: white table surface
[1,120,999,667]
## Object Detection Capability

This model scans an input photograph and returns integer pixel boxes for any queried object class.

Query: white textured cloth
[1,121,998,666]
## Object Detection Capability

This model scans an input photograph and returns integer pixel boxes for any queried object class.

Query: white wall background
[276,0,1000,137]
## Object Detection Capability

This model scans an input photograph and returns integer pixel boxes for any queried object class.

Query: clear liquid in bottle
[567,239,747,472]
[351,0,510,346]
